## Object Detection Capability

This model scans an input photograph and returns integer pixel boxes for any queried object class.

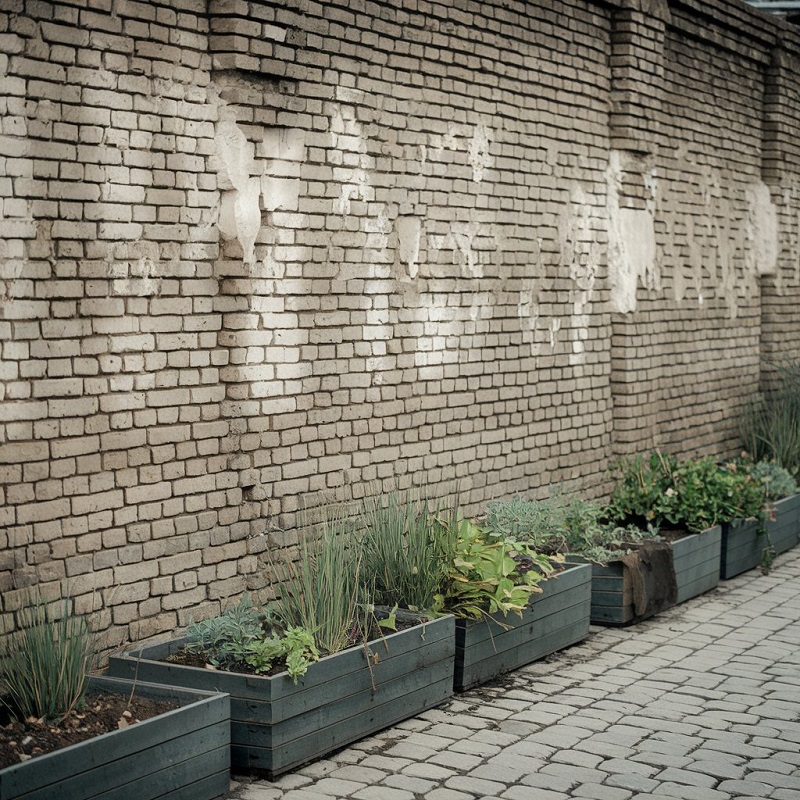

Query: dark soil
[0,691,178,769]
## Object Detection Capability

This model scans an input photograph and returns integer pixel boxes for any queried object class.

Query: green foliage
[748,460,799,501]
[740,360,800,477]
[184,596,319,682]
[269,506,364,657]
[432,518,561,621]
[360,489,457,613]
[486,495,658,564]
[1,592,95,723]
[184,595,265,669]
[606,452,765,533]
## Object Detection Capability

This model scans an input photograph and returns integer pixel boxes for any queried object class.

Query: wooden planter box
[767,493,800,555]
[721,518,764,579]
[579,529,720,625]
[722,495,800,580]
[454,562,591,691]
[673,526,722,605]
[107,615,454,778]
[0,675,230,800]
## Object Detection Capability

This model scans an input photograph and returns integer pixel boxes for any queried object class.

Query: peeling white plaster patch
[549,318,561,349]
[235,178,263,264]
[215,117,253,192]
[606,151,659,313]
[397,217,421,279]
[745,182,779,277]
[110,241,162,296]
[467,123,493,183]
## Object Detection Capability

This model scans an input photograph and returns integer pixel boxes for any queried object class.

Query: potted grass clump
[0,591,230,800]
[358,489,580,692]
[487,495,663,626]
[107,505,454,778]
[720,460,799,577]
[605,452,767,600]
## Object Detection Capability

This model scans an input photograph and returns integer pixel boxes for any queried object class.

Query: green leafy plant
[486,495,659,564]
[606,452,765,533]
[269,505,364,657]
[360,489,458,613]
[184,594,265,670]
[1,592,95,723]
[184,596,320,682]
[747,460,799,502]
[432,518,561,622]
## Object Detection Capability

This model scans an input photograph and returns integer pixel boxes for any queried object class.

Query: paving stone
[353,788,413,800]
[571,782,633,799]
[654,768,719,788]
[383,774,438,794]
[328,766,387,784]
[716,779,774,795]
[501,787,570,800]
[603,773,661,793]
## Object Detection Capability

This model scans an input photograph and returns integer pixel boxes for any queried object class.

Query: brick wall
[1,0,799,651]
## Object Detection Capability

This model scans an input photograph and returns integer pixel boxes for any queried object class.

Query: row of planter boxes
[5,500,798,799]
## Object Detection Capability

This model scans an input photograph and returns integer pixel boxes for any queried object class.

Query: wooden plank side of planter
[237,623,456,744]
[768,494,800,554]
[235,672,455,775]
[672,527,721,605]
[453,564,591,691]
[56,744,229,800]
[0,677,230,800]
[721,519,764,579]
[583,561,634,625]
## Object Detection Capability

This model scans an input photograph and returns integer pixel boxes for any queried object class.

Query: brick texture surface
[0,0,799,651]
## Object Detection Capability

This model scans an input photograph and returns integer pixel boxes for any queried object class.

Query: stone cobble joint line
[224,550,800,799]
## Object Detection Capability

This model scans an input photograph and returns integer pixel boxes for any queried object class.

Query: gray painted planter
[453,563,591,691]
[583,559,636,625]
[673,526,722,604]
[767,494,800,555]
[580,527,722,625]
[0,675,230,800]
[107,615,454,778]
[721,495,800,580]
[721,518,765,579]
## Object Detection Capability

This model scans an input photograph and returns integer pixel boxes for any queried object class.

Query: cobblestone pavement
[224,550,800,800]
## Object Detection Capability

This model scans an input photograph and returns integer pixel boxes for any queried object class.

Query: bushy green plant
[269,506,364,657]
[184,594,265,669]
[432,519,560,621]
[486,495,659,563]
[1,592,95,723]
[360,489,457,613]
[606,452,765,533]
[184,596,319,681]
[748,460,799,501]
[740,361,800,477]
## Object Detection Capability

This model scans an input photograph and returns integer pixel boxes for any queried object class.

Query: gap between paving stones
[225,549,800,800]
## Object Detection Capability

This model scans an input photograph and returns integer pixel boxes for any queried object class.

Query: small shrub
[740,360,800,477]
[606,452,765,533]
[486,495,658,564]
[184,596,319,681]
[269,504,364,657]
[1,592,95,723]
[360,489,457,613]
[748,460,799,502]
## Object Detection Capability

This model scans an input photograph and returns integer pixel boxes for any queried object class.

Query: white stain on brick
[467,123,493,183]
